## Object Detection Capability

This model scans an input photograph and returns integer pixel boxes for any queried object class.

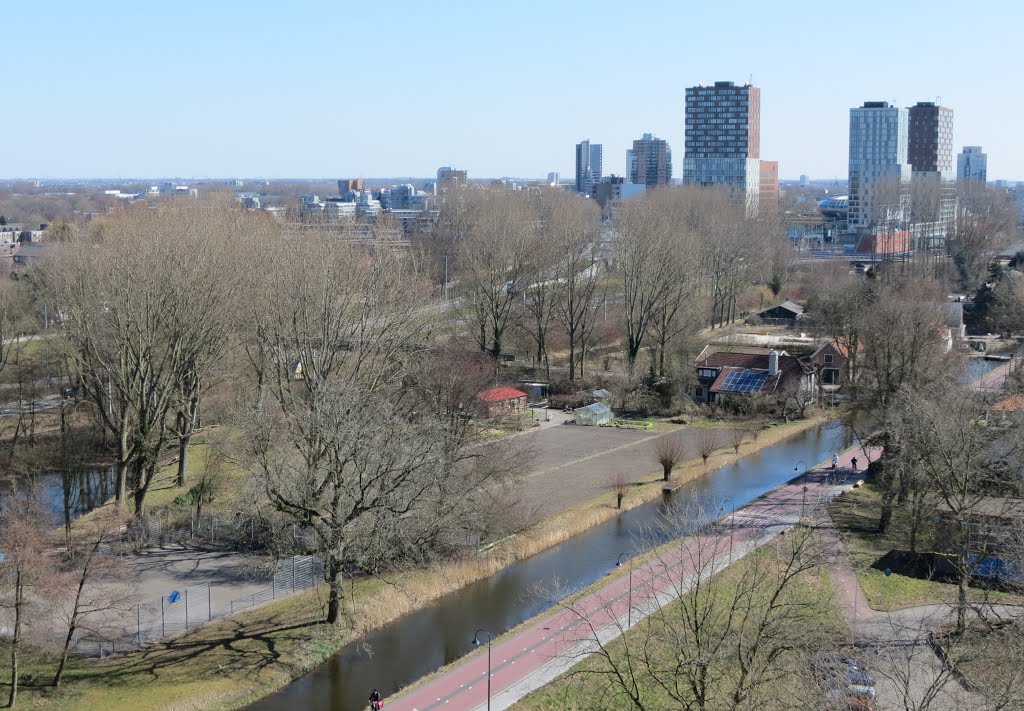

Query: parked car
[847,684,877,700]
[845,670,876,687]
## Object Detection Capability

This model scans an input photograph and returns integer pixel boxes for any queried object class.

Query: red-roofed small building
[476,387,528,419]
[993,394,1024,414]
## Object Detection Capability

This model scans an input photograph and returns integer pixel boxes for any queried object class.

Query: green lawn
[828,484,1024,609]
[0,587,343,711]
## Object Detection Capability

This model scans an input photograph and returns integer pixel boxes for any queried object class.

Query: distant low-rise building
[807,340,859,392]
[957,146,987,183]
[753,299,804,326]
[437,167,467,191]
[591,175,645,217]
[235,191,261,209]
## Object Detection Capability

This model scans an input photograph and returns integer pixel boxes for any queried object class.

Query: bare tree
[894,384,1024,633]
[696,428,719,468]
[548,192,603,381]
[647,191,705,378]
[729,428,747,455]
[610,470,627,509]
[40,201,262,513]
[654,432,686,482]
[806,278,876,395]
[949,184,1019,291]
[615,197,678,374]
[549,502,828,710]
[51,509,134,688]
[245,237,518,624]
[0,494,53,708]
[454,192,537,357]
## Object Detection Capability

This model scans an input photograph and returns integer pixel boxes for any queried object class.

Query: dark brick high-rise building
[907,101,955,249]
[908,102,954,174]
[683,80,770,214]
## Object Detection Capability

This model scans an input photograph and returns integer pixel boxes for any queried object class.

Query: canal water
[249,418,860,711]
[0,468,116,525]
[962,356,1003,383]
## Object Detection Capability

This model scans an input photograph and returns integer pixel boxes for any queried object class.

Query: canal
[249,417,861,711]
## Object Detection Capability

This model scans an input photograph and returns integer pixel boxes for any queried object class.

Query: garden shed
[574,402,613,426]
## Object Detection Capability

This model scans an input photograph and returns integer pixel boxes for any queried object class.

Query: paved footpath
[388,446,876,711]
[972,358,1016,392]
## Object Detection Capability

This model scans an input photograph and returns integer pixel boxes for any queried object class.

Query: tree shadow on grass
[105,617,329,683]
[6,613,340,702]
[870,549,942,582]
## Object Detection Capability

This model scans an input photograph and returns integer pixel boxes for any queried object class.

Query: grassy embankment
[0,414,832,710]
[828,483,1024,609]
[512,538,848,710]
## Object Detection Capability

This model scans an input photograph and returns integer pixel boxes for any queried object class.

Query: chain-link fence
[75,554,323,658]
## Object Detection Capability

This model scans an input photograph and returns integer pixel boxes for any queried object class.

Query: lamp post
[721,499,736,564]
[801,485,809,522]
[616,553,633,628]
[472,628,493,711]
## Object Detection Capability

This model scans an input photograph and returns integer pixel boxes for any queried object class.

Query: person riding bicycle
[369,689,382,710]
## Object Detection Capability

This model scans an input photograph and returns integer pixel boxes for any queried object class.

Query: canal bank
[247,416,860,711]
[7,416,844,711]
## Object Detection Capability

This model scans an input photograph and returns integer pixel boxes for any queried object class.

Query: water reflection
[0,468,116,525]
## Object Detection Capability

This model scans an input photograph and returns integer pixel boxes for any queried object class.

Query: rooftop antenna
[936,95,942,105]
[748,73,753,86]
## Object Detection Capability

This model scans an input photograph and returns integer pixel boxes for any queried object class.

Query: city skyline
[4,0,1023,181]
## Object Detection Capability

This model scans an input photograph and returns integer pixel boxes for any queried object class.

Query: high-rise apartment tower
[683,80,765,213]
[575,140,603,195]
[847,101,911,235]
[629,133,672,187]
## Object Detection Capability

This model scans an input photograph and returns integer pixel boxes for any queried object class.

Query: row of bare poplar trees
[428,187,787,380]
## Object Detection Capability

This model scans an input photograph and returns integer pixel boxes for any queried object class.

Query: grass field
[828,483,1024,610]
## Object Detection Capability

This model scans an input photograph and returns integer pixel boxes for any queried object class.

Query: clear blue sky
[4,0,1021,181]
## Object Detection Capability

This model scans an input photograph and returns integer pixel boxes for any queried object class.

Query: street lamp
[801,485,809,521]
[616,553,633,628]
[721,499,736,564]
[794,460,807,474]
[472,628,493,711]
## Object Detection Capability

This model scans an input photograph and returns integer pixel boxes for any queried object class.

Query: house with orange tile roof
[475,386,528,419]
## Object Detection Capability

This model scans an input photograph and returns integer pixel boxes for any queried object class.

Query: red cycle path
[972,359,1015,392]
[389,445,878,711]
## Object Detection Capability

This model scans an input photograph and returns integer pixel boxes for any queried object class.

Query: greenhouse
[574,402,613,426]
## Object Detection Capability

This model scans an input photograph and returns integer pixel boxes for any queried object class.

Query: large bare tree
[551,504,829,710]
[615,196,679,374]
[547,192,603,381]
[245,235,517,624]
[454,192,538,357]
[40,202,260,513]
[949,184,1019,291]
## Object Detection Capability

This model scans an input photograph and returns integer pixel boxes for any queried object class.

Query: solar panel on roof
[719,369,769,393]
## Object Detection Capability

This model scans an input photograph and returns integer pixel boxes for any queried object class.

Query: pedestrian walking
[831,452,839,469]
[851,456,859,471]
